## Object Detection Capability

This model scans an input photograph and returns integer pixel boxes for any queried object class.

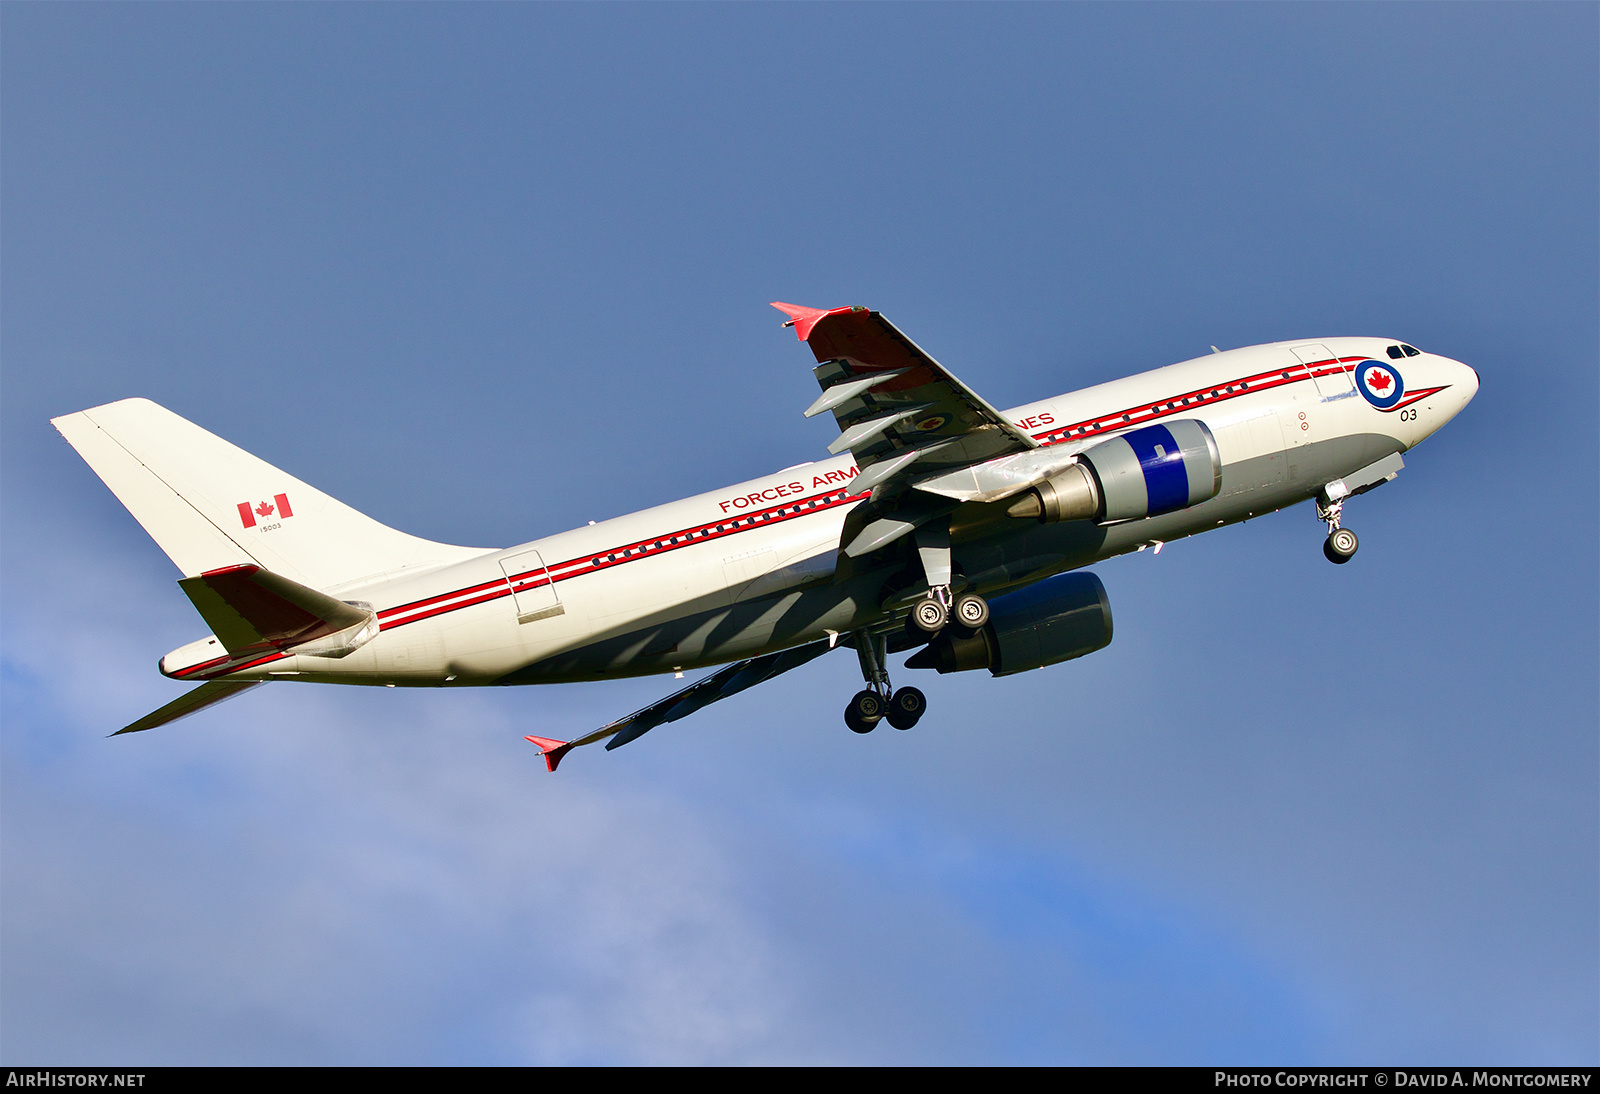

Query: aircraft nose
[1422,353,1478,418]
[1449,357,1480,408]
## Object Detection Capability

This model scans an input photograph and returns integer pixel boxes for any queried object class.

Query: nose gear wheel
[1324,527,1359,564]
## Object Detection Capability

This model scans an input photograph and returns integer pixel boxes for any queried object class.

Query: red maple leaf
[1367,369,1393,393]
[255,501,275,517]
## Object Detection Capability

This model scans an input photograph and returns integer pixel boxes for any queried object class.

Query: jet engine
[905,571,1112,676]
[1008,420,1221,524]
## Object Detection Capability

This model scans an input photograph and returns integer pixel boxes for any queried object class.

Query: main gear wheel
[907,595,948,636]
[845,689,884,733]
[885,686,926,730]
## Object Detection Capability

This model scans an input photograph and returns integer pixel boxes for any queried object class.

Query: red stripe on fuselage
[374,486,866,632]
[1027,357,1365,447]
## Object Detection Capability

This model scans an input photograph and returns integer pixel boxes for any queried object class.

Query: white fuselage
[159,337,1477,689]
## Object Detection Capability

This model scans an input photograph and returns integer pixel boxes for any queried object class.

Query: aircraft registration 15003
[52,302,1478,769]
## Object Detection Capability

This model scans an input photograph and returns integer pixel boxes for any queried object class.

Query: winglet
[770,302,859,342]
[524,735,573,773]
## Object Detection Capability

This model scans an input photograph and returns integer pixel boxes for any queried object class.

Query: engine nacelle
[1008,419,1221,524]
[905,571,1113,676]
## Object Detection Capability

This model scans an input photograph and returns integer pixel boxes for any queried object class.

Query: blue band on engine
[1123,424,1190,515]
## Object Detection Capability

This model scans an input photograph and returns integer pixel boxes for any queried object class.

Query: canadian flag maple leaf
[255,500,275,517]
[1368,369,1393,393]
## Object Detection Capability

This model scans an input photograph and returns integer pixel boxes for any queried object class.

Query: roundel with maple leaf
[1355,360,1405,410]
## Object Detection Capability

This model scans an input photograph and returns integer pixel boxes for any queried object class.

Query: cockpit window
[1386,345,1404,359]
[1401,344,1421,357]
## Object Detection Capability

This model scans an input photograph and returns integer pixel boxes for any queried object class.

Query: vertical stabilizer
[52,398,490,590]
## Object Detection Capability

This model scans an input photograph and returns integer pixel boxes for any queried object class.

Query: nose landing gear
[1317,488,1359,564]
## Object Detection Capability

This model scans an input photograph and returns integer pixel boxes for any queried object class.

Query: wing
[773,304,1083,565]
[523,639,834,771]
[773,304,1037,498]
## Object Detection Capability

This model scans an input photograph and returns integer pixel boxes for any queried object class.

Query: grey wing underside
[571,639,835,753]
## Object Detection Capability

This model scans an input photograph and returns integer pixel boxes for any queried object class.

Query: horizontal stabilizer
[179,564,377,658]
[115,679,262,735]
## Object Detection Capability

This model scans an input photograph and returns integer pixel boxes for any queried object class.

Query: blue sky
[3,3,1595,1064]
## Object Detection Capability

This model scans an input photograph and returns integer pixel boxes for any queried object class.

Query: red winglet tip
[769,301,831,342]
[524,735,573,773]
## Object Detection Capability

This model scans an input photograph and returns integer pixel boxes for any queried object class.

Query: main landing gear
[1317,490,1360,565]
[906,523,990,638]
[904,587,990,638]
[842,519,992,734]
[845,628,927,733]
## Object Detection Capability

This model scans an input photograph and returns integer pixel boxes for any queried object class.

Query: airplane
[51,302,1478,770]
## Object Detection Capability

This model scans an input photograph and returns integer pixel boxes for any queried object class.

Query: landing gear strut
[1317,489,1359,565]
[845,628,926,733]
[906,522,989,638]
